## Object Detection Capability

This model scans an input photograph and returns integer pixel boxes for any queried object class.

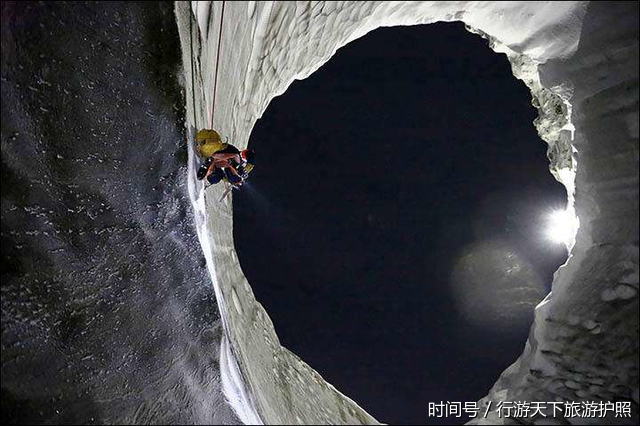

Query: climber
[199,146,256,186]
[195,129,255,187]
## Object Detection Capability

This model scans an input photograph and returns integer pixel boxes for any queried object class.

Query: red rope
[210,1,226,128]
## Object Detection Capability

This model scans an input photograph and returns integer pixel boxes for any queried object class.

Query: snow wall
[174,1,638,424]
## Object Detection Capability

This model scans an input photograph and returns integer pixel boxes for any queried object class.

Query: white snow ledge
[175,1,639,424]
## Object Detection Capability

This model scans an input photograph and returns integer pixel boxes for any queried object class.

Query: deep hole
[234,22,569,425]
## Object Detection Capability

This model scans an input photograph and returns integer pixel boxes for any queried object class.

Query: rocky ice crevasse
[174,1,638,424]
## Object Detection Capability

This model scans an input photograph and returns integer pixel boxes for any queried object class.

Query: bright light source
[546,209,578,246]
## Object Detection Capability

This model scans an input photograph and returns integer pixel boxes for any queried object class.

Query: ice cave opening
[232,22,569,425]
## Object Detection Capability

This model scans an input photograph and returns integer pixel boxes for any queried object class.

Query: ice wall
[175,1,638,424]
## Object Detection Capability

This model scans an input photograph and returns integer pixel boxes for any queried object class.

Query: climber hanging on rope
[189,4,247,197]
[195,129,255,187]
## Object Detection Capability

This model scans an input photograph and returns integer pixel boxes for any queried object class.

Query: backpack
[195,129,227,158]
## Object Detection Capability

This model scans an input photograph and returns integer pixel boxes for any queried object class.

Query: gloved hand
[227,158,240,169]
[236,165,249,180]
[197,157,214,180]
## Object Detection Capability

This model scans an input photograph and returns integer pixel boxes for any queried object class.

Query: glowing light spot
[546,209,578,246]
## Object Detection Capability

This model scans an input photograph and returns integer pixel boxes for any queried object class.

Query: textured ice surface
[175,1,638,424]
[1,2,237,424]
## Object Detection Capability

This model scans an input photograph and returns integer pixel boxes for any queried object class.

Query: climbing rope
[209,0,226,128]
[189,7,198,130]
[188,2,226,131]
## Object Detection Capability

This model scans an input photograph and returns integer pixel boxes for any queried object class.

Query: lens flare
[546,209,578,246]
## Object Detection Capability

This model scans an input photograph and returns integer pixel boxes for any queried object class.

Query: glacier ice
[175,1,638,424]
